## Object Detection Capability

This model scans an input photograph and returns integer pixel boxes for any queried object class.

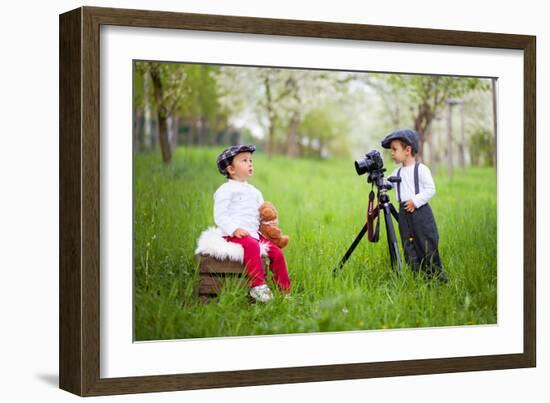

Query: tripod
[333,172,403,275]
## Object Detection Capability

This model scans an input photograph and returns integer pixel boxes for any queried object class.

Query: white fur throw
[195,227,269,263]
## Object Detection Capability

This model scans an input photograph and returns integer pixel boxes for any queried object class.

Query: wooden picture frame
[59,6,536,396]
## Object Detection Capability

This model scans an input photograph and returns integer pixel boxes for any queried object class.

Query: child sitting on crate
[381,129,449,283]
[213,144,291,302]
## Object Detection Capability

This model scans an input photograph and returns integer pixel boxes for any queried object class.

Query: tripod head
[381,175,401,190]
[367,169,401,202]
[366,168,386,186]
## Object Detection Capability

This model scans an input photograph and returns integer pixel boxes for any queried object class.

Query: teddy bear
[258,201,289,249]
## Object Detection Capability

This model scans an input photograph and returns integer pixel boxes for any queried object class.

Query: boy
[214,144,291,302]
[381,129,448,283]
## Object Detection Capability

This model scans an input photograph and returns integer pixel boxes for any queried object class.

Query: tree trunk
[133,107,143,153]
[492,78,498,167]
[189,119,195,145]
[447,102,454,178]
[172,115,179,148]
[195,118,202,145]
[188,118,198,145]
[264,77,275,159]
[167,115,178,149]
[298,140,305,157]
[143,71,153,150]
[201,117,209,145]
[150,69,172,163]
[157,114,171,163]
[424,124,433,171]
[423,120,436,166]
[285,113,300,157]
[458,102,466,174]
[414,112,425,160]
[430,123,438,176]
[413,103,433,162]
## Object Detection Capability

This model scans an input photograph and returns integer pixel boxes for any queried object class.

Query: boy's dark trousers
[398,203,443,275]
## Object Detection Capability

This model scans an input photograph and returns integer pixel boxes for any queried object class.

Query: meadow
[134,146,497,341]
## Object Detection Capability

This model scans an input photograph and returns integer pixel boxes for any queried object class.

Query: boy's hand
[404,199,416,213]
[233,228,250,238]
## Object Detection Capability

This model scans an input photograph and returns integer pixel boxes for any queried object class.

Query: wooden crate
[196,254,269,301]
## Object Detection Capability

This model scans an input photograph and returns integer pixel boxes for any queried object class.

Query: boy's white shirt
[389,162,436,208]
[213,179,264,239]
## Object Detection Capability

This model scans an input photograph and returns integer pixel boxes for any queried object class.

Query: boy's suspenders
[396,162,420,203]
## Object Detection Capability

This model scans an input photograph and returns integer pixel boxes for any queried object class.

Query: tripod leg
[382,203,402,274]
[389,203,400,222]
[333,222,369,275]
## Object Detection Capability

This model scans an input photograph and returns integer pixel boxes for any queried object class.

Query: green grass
[134,146,497,340]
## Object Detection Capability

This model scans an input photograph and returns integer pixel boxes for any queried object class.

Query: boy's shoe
[249,284,273,303]
[434,270,449,284]
[427,270,449,284]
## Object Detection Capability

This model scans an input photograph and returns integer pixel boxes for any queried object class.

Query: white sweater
[213,179,264,239]
[389,163,436,208]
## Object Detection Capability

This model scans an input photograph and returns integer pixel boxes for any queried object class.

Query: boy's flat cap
[381,128,420,153]
[216,144,256,176]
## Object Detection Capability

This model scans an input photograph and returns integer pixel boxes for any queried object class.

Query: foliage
[367,73,491,158]
[134,62,230,155]
[133,61,495,168]
[299,103,351,158]
[469,127,495,166]
[215,67,352,156]
[177,64,228,138]
[136,62,188,116]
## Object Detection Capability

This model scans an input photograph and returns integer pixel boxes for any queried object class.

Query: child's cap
[216,144,256,176]
[381,129,420,153]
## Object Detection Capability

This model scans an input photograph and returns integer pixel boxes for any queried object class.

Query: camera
[355,149,401,189]
[355,150,384,176]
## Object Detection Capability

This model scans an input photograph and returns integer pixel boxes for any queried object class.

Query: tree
[133,65,156,151]
[299,102,351,158]
[368,74,490,162]
[491,78,498,166]
[278,71,347,157]
[134,62,188,163]
[132,68,145,152]
[362,74,405,128]
[178,65,226,146]
[216,67,293,157]
[216,67,349,157]
[469,127,494,166]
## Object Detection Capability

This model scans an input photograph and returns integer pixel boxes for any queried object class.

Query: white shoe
[249,284,273,303]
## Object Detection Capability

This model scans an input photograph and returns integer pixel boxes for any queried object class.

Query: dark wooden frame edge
[59,6,536,397]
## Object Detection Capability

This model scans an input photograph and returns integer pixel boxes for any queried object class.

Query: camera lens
[355,150,384,176]
[355,158,368,175]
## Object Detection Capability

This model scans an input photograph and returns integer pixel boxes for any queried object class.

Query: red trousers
[224,235,291,291]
